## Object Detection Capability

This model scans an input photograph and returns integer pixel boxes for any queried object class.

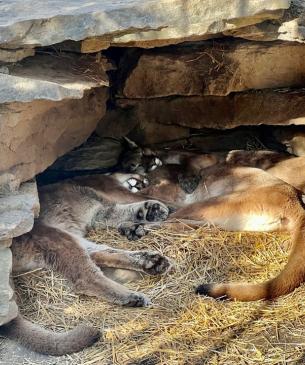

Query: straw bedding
[13,223,305,364]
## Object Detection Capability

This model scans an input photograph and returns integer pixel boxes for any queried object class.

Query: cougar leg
[92,199,169,241]
[101,268,144,283]
[12,224,151,307]
[173,186,305,301]
[75,236,172,276]
[91,249,172,276]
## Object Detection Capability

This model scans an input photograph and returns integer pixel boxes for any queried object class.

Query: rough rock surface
[225,0,305,42]
[0,48,34,63]
[0,180,39,326]
[0,54,108,103]
[97,109,189,145]
[0,248,18,326]
[116,40,305,98]
[0,0,290,49]
[0,52,109,329]
[0,87,108,188]
[113,89,305,130]
[0,180,39,241]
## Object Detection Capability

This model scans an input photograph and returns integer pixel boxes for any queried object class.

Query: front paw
[135,251,173,275]
[121,292,152,307]
[118,223,148,241]
[123,175,149,193]
[139,201,169,222]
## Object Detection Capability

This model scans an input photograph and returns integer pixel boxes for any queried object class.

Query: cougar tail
[196,216,305,302]
[0,315,100,356]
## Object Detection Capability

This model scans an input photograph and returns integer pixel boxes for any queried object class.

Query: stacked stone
[97,1,305,144]
[0,0,304,327]
[0,181,39,326]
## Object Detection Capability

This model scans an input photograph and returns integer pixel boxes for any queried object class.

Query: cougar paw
[138,201,169,222]
[148,157,163,171]
[118,223,148,241]
[138,251,173,275]
[178,174,201,194]
[121,292,152,307]
[124,175,149,193]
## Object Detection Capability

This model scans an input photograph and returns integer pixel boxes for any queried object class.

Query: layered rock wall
[1,0,305,327]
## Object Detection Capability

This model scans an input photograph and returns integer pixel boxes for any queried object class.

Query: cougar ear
[123,137,139,150]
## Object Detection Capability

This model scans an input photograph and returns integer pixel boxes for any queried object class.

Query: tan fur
[5,174,172,354]
[137,150,305,301]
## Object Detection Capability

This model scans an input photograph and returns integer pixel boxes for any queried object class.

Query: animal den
[2,1,305,364]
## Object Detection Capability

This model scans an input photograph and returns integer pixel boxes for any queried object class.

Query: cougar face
[119,138,161,174]
[120,147,145,173]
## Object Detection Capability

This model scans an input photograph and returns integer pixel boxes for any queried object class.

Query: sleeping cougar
[131,149,305,302]
[1,172,171,355]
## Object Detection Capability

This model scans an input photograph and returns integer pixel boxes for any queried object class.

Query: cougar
[126,149,305,302]
[1,170,172,356]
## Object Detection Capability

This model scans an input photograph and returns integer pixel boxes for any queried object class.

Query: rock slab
[0,246,18,327]
[0,0,290,49]
[0,54,108,103]
[113,89,305,130]
[0,180,39,241]
[0,87,108,188]
[116,40,305,98]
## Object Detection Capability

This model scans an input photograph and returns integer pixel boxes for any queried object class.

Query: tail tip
[195,283,213,296]
[195,283,228,300]
[77,325,101,348]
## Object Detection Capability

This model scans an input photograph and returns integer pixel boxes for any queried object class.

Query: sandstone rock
[97,108,189,145]
[129,121,190,145]
[225,0,305,42]
[114,89,305,130]
[0,87,108,187]
[0,247,18,326]
[96,109,139,140]
[0,180,39,241]
[116,41,305,98]
[0,54,108,103]
[0,180,40,326]
[0,47,34,63]
[0,1,290,49]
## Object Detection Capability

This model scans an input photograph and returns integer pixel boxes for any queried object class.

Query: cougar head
[120,137,158,174]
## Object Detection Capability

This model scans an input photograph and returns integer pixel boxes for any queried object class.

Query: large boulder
[115,40,305,98]
[0,54,108,189]
[109,89,305,131]
[0,88,108,189]
[0,0,290,50]
[0,52,108,330]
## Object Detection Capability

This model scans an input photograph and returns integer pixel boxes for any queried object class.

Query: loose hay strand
[14,225,305,364]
